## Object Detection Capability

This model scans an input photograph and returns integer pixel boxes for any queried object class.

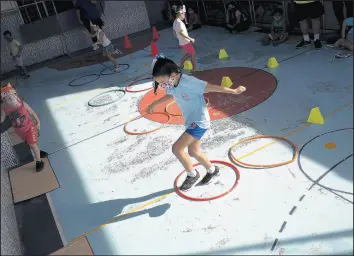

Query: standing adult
[294,0,325,50]
[332,1,353,39]
[75,0,104,51]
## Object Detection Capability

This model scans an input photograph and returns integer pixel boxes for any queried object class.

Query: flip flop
[113,66,119,72]
[334,53,353,59]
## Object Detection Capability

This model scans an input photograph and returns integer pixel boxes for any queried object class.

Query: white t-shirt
[96,29,111,47]
[173,18,190,46]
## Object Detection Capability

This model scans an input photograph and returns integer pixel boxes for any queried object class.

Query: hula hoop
[69,74,100,87]
[229,135,299,168]
[174,160,240,201]
[88,89,126,107]
[125,77,154,93]
[123,112,171,135]
[165,96,210,116]
[100,64,130,76]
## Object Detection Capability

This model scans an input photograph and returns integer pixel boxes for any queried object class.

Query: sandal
[113,66,119,72]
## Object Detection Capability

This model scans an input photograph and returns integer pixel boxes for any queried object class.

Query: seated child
[262,8,288,46]
[3,30,29,78]
[187,7,202,31]
[334,17,354,52]
[225,1,249,34]
[92,21,123,72]
[1,83,45,172]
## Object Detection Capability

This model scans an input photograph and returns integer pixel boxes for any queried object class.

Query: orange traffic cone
[151,41,158,57]
[124,35,132,49]
[152,26,159,41]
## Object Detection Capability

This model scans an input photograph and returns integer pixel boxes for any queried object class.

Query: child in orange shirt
[1,84,45,172]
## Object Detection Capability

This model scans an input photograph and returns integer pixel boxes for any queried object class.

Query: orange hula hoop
[165,96,210,116]
[229,135,299,168]
[123,112,171,135]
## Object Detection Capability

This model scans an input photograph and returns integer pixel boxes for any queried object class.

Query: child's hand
[233,86,246,94]
[190,38,195,43]
[146,103,156,114]
[36,121,40,131]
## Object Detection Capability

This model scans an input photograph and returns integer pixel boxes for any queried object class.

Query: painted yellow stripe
[68,101,352,244]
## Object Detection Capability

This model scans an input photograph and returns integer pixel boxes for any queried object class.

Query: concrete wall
[1,132,22,256]
[0,1,150,74]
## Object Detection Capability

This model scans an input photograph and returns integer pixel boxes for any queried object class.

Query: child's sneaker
[296,39,311,49]
[201,166,220,185]
[180,171,200,191]
[36,160,44,172]
[40,150,48,158]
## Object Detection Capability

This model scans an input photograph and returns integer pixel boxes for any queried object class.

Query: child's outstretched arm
[205,83,246,95]
[147,94,174,113]
[23,101,40,129]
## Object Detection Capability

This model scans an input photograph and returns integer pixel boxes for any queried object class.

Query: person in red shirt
[1,83,45,172]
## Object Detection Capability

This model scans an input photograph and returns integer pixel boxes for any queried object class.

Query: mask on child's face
[159,77,175,90]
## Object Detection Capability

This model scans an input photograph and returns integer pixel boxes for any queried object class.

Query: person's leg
[275,32,289,45]
[310,1,325,49]
[26,126,44,172]
[343,40,354,51]
[332,1,345,36]
[178,53,190,68]
[172,132,200,191]
[295,2,312,48]
[188,139,220,184]
[262,34,272,45]
[107,53,119,71]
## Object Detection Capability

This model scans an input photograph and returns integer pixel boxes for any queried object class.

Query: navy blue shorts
[185,122,208,140]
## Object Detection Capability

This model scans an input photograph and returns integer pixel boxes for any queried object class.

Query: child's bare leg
[19,65,28,75]
[311,17,321,40]
[262,34,271,45]
[178,53,190,67]
[172,133,196,173]
[187,140,213,170]
[343,41,354,52]
[107,53,119,71]
[29,143,41,161]
[191,53,202,72]
[274,33,289,45]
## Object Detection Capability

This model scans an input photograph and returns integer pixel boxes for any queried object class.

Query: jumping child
[172,5,202,72]
[262,8,289,46]
[148,56,246,191]
[1,83,45,172]
[92,23,123,72]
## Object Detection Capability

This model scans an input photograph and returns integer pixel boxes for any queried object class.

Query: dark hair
[171,5,184,18]
[274,8,283,15]
[152,58,181,95]
[226,1,237,8]
[3,30,11,36]
[92,19,104,29]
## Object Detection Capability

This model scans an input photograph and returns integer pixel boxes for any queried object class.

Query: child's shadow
[63,188,174,238]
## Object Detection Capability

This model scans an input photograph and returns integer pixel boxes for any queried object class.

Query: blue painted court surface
[15,26,353,254]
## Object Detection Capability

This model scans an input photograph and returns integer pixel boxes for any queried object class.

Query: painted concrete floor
[14,26,353,255]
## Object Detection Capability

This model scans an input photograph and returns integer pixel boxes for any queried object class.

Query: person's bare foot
[113,65,119,72]
[192,68,203,72]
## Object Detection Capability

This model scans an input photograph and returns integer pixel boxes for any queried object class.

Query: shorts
[295,1,325,22]
[12,56,24,67]
[17,126,38,145]
[185,122,207,140]
[180,43,195,55]
[103,43,115,54]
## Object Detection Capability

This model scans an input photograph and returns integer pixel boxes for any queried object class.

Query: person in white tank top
[92,25,123,72]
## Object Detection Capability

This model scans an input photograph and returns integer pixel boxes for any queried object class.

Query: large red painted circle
[138,67,277,124]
